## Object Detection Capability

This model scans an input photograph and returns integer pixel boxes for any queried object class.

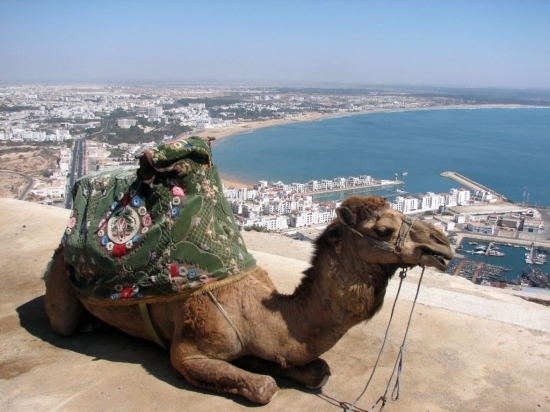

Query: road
[0,169,34,200]
[65,138,85,209]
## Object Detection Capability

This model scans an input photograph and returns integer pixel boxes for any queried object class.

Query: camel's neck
[268,235,399,361]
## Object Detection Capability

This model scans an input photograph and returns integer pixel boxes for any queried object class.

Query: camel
[45,193,452,404]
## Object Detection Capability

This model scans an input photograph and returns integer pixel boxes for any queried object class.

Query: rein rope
[341,215,422,412]
[346,264,426,412]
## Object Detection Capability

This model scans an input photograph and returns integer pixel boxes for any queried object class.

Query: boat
[472,251,486,255]
[475,246,486,251]
[487,250,505,257]
[469,241,478,245]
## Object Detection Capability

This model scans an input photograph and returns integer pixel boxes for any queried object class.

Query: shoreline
[186,103,544,188]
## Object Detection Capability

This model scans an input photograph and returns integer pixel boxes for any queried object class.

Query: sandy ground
[1,198,549,412]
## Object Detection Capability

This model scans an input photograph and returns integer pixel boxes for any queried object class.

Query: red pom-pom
[120,194,131,206]
[169,264,179,277]
[120,287,133,299]
[112,244,127,257]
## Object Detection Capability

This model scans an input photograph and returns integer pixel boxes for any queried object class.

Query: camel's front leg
[171,350,279,404]
[234,356,331,389]
[44,248,84,336]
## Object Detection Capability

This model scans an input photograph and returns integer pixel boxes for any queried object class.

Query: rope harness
[346,215,417,256]
[346,265,426,412]
[137,213,425,409]
[343,215,425,412]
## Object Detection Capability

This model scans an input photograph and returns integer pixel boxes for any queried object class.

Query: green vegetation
[0,104,39,112]
[0,146,37,154]
[108,148,125,159]
[2,141,66,149]
[42,117,68,123]
[100,123,192,145]
[107,108,137,119]
[37,148,58,160]
[41,169,53,178]
[244,225,269,232]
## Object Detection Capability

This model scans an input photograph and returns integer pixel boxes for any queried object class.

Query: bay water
[212,107,550,282]
[212,108,550,206]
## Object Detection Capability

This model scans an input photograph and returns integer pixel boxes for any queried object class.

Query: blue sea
[212,108,550,206]
[211,107,550,284]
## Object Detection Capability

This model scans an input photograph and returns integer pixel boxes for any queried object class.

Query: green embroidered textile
[62,137,255,301]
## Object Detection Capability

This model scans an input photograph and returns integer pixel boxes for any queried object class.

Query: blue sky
[1,0,549,88]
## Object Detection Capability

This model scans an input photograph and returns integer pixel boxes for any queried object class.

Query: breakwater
[441,171,510,201]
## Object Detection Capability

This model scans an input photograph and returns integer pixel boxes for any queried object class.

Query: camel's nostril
[431,233,448,245]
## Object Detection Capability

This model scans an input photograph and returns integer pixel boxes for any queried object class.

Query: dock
[310,180,403,198]
[471,262,483,283]
[440,171,509,201]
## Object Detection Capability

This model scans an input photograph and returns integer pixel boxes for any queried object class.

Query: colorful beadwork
[62,137,255,301]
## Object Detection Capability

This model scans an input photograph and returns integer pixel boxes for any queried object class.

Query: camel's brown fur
[44,195,453,404]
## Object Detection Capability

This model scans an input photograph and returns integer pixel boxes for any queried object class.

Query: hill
[0,198,549,411]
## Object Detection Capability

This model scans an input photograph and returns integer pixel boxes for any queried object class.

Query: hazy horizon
[1,1,549,89]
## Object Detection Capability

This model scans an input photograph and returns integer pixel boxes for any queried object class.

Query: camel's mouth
[420,248,453,271]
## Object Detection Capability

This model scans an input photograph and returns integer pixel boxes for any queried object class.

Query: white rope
[347,265,426,412]
[207,291,247,348]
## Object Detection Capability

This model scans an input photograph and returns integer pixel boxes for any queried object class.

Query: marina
[448,239,550,290]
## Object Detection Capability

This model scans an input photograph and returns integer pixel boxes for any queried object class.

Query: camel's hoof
[78,315,102,333]
[253,376,279,404]
[306,373,330,390]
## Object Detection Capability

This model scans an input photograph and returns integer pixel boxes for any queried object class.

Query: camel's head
[335,195,453,271]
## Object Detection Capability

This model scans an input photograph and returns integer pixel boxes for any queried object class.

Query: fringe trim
[77,266,259,307]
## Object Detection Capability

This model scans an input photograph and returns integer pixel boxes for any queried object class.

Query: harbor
[448,239,550,290]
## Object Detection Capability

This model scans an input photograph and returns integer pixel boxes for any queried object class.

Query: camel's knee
[300,358,331,389]
[44,249,84,336]
[173,355,279,404]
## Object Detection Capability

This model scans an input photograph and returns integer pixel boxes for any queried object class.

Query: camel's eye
[374,227,394,239]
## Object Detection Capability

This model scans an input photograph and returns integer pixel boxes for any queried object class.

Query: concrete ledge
[1,199,549,411]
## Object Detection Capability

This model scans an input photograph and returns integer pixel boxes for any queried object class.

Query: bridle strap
[347,216,417,256]
[395,216,416,254]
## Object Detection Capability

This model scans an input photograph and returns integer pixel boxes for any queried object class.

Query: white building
[391,196,419,213]
[471,190,496,203]
[467,221,496,235]
[117,119,137,128]
[30,184,65,199]
[289,210,333,228]
[148,107,163,117]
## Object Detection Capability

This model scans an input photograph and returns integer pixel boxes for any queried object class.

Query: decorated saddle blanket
[62,137,256,302]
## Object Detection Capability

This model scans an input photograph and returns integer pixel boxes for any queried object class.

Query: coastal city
[1,84,549,293]
[2,3,550,408]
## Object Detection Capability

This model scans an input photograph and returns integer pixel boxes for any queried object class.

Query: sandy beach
[190,104,537,189]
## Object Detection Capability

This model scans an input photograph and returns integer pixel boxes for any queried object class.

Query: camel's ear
[336,206,356,228]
